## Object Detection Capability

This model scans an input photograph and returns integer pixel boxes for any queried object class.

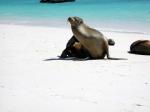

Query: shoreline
[0,22,150,35]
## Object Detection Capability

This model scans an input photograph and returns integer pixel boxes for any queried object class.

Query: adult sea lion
[68,16,124,60]
[130,40,150,55]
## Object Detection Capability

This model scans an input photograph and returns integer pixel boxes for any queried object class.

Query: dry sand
[0,24,150,112]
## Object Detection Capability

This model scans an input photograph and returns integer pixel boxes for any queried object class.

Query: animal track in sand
[135,104,143,107]
[50,93,98,104]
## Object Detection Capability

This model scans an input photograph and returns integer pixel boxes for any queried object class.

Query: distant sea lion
[40,0,75,3]
[130,40,150,55]
[68,16,123,60]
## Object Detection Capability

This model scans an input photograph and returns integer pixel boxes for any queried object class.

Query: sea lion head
[68,17,83,27]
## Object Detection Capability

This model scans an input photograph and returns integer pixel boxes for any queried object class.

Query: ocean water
[0,0,150,33]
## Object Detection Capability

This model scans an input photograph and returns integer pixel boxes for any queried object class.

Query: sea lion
[130,40,150,55]
[60,36,91,59]
[68,16,122,59]
[60,35,115,59]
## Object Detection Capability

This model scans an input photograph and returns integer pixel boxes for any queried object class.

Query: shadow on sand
[44,57,127,61]
[128,51,150,56]
[43,57,96,61]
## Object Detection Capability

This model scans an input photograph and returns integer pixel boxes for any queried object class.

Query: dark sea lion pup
[67,16,126,60]
[129,40,150,55]
[60,35,91,59]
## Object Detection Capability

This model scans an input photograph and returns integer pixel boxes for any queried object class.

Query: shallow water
[0,0,150,33]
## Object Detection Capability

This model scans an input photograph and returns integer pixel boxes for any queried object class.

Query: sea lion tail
[108,38,115,46]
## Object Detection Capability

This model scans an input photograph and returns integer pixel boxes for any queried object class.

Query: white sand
[0,24,150,112]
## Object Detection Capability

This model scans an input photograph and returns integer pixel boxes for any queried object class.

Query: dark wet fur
[60,36,91,59]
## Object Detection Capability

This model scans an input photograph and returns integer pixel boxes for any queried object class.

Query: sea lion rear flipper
[106,43,127,60]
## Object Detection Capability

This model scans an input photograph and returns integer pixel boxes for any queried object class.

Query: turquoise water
[0,0,150,33]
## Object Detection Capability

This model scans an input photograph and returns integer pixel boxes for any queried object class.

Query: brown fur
[60,36,91,58]
[130,40,150,55]
[68,17,111,59]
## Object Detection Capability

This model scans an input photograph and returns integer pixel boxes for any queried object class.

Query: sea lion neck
[71,25,78,29]
[71,23,85,30]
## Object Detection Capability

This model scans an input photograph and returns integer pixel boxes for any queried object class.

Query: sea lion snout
[68,17,72,21]
[68,17,75,26]
[68,17,74,22]
[68,17,83,26]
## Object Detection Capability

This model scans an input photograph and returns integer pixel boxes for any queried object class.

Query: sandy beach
[0,24,150,112]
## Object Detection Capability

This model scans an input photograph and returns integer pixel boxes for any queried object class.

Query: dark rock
[130,40,150,55]
[40,0,75,3]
